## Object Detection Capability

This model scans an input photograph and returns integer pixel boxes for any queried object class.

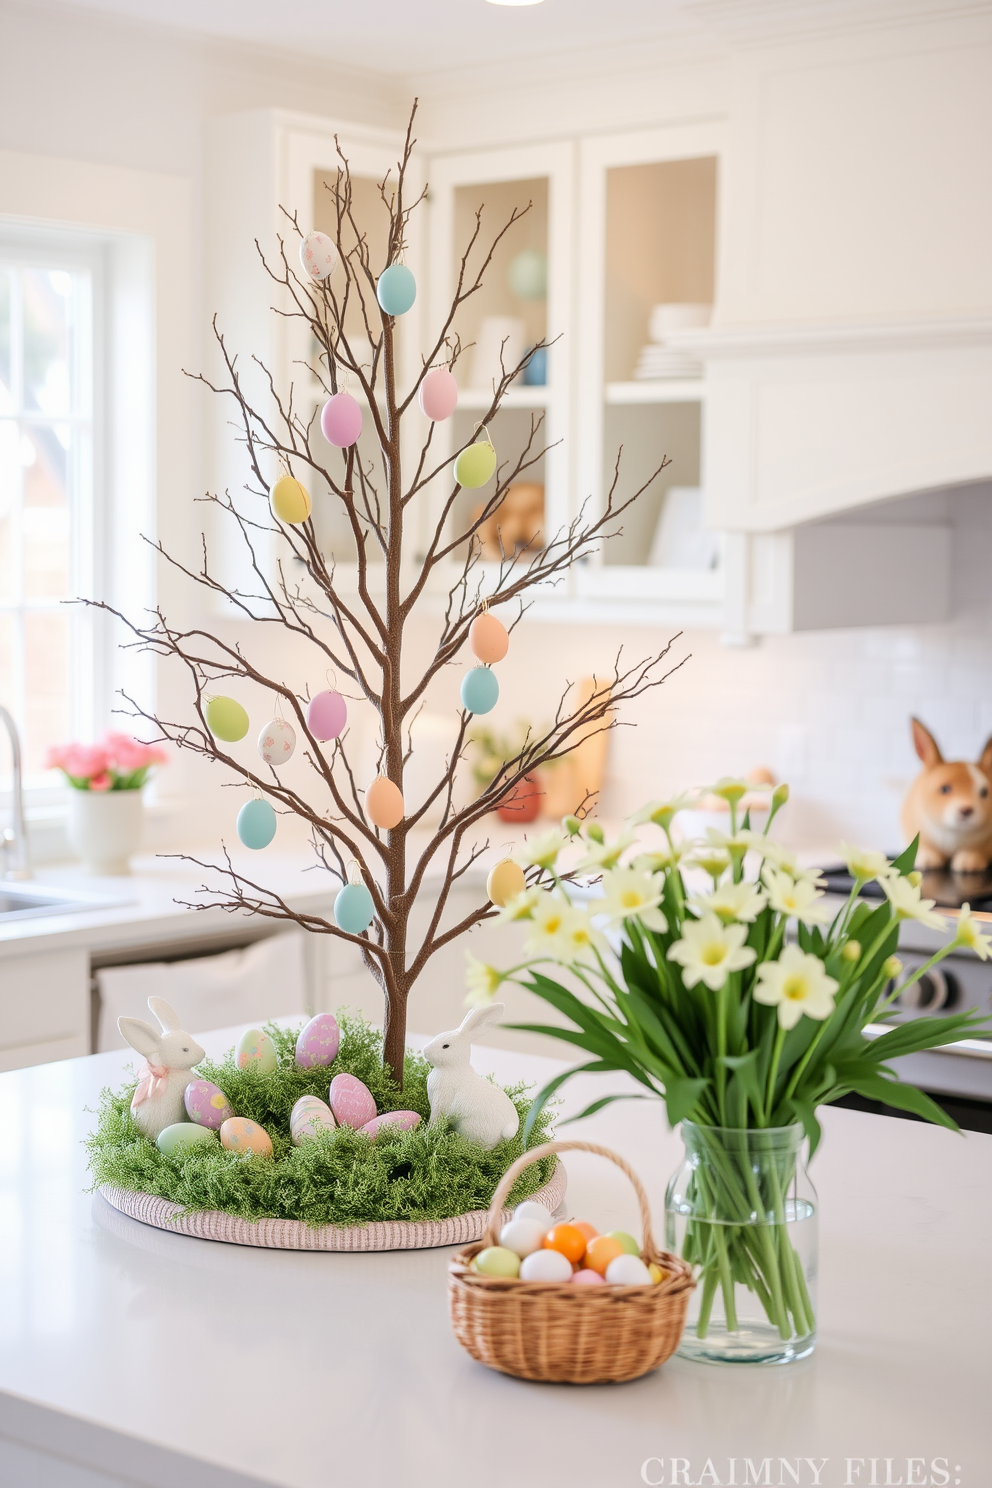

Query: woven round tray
[449,1139,695,1383]
[99,1159,566,1252]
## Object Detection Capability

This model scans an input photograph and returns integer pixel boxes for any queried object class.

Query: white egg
[519,1248,573,1283]
[499,1218,547,1259]
[512,1200,554,1234]
[605,1253,653,1286]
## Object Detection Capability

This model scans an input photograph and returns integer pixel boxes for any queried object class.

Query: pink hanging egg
[469,611,509,665]
[321,391,363,449]
[418,367,458,422]
[328,1072,377,1129]
[307,689,347,741]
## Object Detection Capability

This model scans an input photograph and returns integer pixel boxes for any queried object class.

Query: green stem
[762,1026,786,1126]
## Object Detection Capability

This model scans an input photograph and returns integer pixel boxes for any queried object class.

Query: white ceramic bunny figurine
[424,1004,519,1150]
[117,997,206,1141]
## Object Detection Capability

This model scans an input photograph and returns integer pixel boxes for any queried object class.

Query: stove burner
[818,861,992,910]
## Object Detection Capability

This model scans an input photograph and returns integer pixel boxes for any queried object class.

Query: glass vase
[665,1121,817,1365]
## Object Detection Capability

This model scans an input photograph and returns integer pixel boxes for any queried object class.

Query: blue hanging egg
[237,798,276,850]
[376,264,416,317]
[460,666,499,716]
[335,881,375,935]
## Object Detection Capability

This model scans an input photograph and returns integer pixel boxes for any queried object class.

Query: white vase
[66,789,144,875]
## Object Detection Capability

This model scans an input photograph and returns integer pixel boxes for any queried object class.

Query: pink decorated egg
[257,717,296,767]
[360,1110,421,1138]
[307,689,347,742]
[220,1117,273,1157]
[571,1268,607,1286]
[469,611,509,664]
[290,1095,337,1145]
[328,1072,377,1129]
[184,1080,234,1130]
[300,231,338,282]
[418,366,458,422]
[295,1012,341,1068]
[321,391,363,449]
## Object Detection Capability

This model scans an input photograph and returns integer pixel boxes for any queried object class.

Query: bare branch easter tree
[94,100,684,1083]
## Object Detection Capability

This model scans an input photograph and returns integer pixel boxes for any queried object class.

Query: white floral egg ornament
[258,718,296,767]
[299,231,338,282]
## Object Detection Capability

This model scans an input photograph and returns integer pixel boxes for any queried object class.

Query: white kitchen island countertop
[1,1029,990,1488]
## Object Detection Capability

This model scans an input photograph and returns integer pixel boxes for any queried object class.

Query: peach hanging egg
[366,775,404,830]
[469,611,509,665]
[486,858,526,908]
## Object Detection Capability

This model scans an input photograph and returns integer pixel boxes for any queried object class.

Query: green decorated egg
[156,1123,219,1156]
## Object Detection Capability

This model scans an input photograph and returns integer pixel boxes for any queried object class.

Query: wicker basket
[448,1139,695,1384]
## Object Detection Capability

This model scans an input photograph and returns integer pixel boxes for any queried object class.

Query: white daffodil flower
[493,887,541,924]
[667,913,757,991]
[705,777,749,806]
[951,904,992,960]
[683,845,732,882]
[762,866,831,925]
[556,907,609,966]
[599,868,668,932]
[464,953,504,1007]
[753,944,839,1029]
[837,841,893,885]
[882,874,947,931]
[517,830,568,872]
[523,892,578,961]
[628,793,696,830]
[631,844,683,873]
[575,830,636,872]
[757,839,825,885]
[689,880,767,925]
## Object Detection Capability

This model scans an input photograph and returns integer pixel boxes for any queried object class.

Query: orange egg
[583,1235,625,1275]
[366,775,404,830]
[542,1224,587,1264]
[469,611,509,665]
[572,1221,599,1245]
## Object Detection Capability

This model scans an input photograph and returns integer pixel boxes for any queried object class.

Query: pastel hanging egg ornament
[257,717,296,767]
[184,1080,234,1130]
[419,366,458,422]
[237,797,276,850]
[236,1027,279,1073]
[453,437,497,490]
[206,696,249,743]
[470,610,509,664]
[294,1011,341,1069]
[307,688,347,741]
[328,1072,377,1129]
[461,665,499,717]
[321,391,363,449]
[486,857,526,908]
[269,473,311,525]
[366,775,404,830]
[300,230,339,283]
[376,263,416,317]
[334,880,375,935]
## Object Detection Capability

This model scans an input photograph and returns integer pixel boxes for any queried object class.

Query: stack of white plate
[631,302,710,381]
[633,345,704,380]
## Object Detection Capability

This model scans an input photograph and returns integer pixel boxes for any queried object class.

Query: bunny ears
[459,1003,505,1035]
[117,997,183,1058]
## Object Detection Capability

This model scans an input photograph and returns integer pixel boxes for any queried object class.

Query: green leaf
[560,1093,654,1125]
[835,1067,959,1132]
[890,836,919,875]
[791,1098,823,1158]
[663,1075,709,1127]
[719,1048,762,1122]
[521,1060,604,1145]
[864,1010,990,1062]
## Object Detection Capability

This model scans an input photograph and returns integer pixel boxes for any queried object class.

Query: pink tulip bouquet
[46,733,167,792]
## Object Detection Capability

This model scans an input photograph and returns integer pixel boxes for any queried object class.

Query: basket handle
[484,1140,658,1255]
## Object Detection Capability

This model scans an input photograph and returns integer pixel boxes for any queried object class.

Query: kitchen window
[0,234,101,790]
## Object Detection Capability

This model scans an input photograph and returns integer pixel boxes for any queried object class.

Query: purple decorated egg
[320,391,363,449]
[295,1012,341,1069]
[360,1110,421,1138]
[328,1072,377,1129]
[307,689,347,742]
[184,1080,234,1130]
[418,367,458,422]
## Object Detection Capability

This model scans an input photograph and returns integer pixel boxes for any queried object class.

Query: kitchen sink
[0,884,127,922]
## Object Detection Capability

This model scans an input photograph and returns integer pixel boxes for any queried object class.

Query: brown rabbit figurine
[901,718,992,872]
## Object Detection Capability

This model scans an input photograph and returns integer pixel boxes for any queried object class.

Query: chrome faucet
[0,706,30,880]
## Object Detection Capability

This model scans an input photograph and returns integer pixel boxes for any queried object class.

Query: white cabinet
[0,949,89,1072]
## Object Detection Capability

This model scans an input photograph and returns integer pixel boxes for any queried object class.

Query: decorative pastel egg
[513,1199,554,1234]
[376,263,416,317]
[290,1095,337,1145]
[156,1122,219,1156]
[507,248,547,301]
[571,1268,606,1286]
[453,440,497,490]
[583,1235,625,1276]
[573,1221,599,1245]
[542,1223,587,1264]
[605,1253,653,1286]
[237,798,277,850]
[469,611,509,664]
[236,1027,278,1073]
[334,881,375,935]
[307,688,347,741]
[499,1218,546,1259]
[300,230,339,282]
[474,1246,521,1278]
[360,1110,421,1138]
[649,1263,668,1284]
[418,366,458,421]
[487,858,526,908]
[220,1117,273,1157]
[460,666,499,716]
[366,775,404,830]
[321,391,363,449]
[523,345,547,386]
[328,1072,377,1129]
[519,1248,573,1283]
[294,1012,341,1068]
[206,696,249,743]
[269,474,311,525]
[257,718,296,767]
[184,1080,234,1130]
[607,1230,641,1256]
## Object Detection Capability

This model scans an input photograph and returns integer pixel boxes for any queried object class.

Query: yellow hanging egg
[486,858,527,908]
[269,474,312,525]
[366,775,404,830]
[453,440,496,490]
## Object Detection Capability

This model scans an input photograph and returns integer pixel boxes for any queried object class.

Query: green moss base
[86,1015,555,1228]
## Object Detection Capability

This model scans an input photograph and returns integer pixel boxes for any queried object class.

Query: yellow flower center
[620,890,642,908]
[783,977,807,1001]
[702,944,727,966]
[545,914,562,933]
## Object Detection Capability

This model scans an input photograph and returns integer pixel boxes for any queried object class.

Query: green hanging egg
[206,696,249,743]
[453,441,497,490]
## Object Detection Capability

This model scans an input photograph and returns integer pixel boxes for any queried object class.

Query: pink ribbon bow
[133,1061,170,1107]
